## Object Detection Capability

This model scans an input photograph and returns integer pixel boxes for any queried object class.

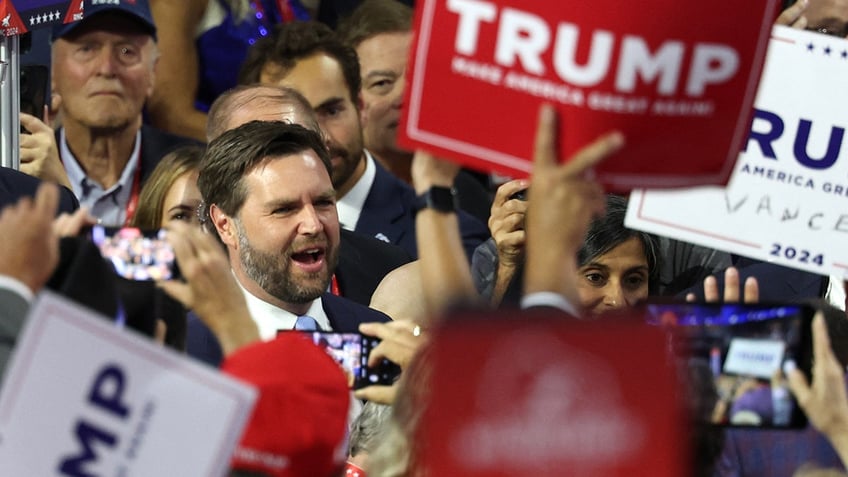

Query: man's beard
[328,136,364,189]
[236,226,338,305]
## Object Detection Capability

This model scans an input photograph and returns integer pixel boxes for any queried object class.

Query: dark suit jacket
[355,160,490,260]
[337,229,412,306]
[186,292,392,367]
[56,125,199,187]
[0,167,78,214]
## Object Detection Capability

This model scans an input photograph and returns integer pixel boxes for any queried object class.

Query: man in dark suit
[26,0,196,226]
[206,84,412,306]
[0,167,77,214]
[188,120,390,365]
[0,183,60,382]
[238,21,490,259]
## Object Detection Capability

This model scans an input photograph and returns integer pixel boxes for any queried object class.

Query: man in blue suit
[238,21,490,259]
[188,120,390,366]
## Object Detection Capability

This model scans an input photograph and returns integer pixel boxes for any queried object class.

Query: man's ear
[209,204,238,249]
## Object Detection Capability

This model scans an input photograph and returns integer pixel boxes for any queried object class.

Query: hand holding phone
[20,65,48,132]
[787,312,848,449]
[647,302,814,429]
[297,331,401,391]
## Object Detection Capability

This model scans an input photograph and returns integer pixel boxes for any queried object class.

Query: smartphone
[20,64,48,133]
[90,225,179,281]
[509,189,527,201]
[300,332,401,390]
[645,302,814,429]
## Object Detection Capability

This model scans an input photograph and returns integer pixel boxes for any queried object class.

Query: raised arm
[412,150,479,320]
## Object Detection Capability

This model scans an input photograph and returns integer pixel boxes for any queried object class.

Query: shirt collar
[336,151,376,231]
[60,128,142,225]
[236,275,331,340]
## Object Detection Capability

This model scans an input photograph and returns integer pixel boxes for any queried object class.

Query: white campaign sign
[724,338,786,379]
[626,25,848,278]
[0,292,257,477]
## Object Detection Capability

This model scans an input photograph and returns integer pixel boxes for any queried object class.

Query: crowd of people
[4,0,848,475]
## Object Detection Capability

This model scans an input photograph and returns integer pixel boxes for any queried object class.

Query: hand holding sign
[775,0,809,29]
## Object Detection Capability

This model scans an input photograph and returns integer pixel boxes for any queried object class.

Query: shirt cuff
[521,292,581,317]
[0,275,35,304]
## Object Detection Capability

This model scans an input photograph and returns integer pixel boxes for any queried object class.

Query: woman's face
[576,236,650,315]
[161,171,202,228]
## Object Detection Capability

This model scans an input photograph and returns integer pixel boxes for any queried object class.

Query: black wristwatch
[415,186,458,213]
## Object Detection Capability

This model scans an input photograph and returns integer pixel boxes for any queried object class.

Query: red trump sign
[400,0,779,190]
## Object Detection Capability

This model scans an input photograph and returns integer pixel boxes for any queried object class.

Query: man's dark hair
[337,0,413,48]
[578,194,662,294]
[198,120,332,220]
[238,21,361,105]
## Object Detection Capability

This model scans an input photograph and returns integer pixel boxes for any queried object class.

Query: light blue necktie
[294,315,319,331]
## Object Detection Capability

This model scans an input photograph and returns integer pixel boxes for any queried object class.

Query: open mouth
[291,247,326,267]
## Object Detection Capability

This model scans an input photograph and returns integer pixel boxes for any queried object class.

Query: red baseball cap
[223,333,350,477]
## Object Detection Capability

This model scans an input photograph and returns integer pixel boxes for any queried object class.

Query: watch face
[424,186,457,212]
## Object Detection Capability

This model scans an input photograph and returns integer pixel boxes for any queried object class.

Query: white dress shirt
[238,279,332,341]
[336,151,377,231]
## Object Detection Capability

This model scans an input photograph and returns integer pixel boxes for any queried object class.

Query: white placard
[724,338,786,379]
[626,25,848,278]
[0,292,257,477]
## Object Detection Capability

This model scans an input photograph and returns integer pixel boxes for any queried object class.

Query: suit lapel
[356,161,412,245]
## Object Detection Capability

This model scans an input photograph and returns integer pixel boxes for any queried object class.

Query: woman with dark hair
[476,193,660,315]
[575,194,661,314]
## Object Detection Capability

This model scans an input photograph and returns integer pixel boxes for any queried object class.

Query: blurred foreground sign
[0,292,257,477]
[400,0,778,190]
[418,311,685,476]
[627,26,848,278]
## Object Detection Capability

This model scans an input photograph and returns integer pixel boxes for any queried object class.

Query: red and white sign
[400,0,778,190]
[417,314,685,476]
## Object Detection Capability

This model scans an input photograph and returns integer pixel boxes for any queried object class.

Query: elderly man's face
[52,13,158,131]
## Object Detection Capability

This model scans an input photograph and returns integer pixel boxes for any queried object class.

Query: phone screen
[646,302,813,429]
[90,225,178,281]
[20,65,48,132]
[301,332,401,390]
